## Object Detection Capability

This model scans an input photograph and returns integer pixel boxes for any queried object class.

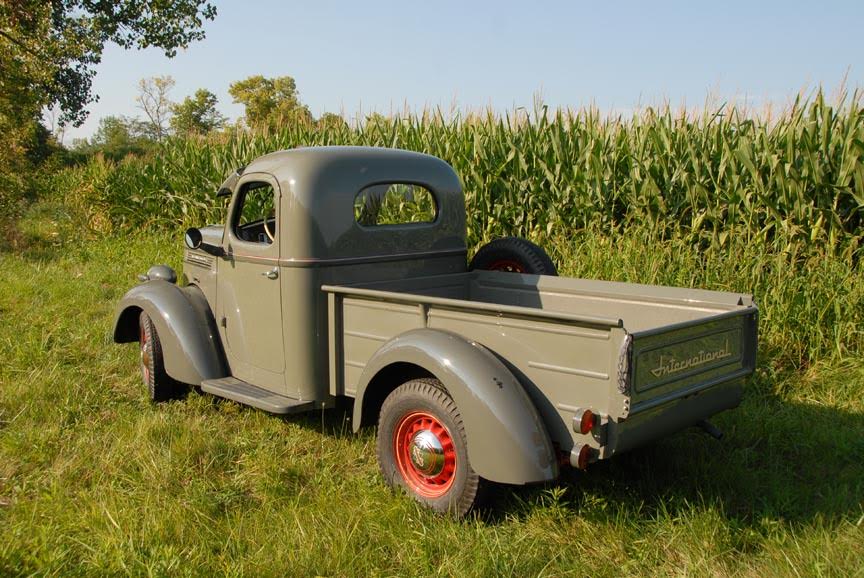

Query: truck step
[200,377,314,415]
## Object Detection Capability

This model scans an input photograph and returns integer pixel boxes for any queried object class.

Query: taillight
[570,444,592,470]
[573,408,596,435]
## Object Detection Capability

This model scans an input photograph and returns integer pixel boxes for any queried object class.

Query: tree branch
[0,28,46,59]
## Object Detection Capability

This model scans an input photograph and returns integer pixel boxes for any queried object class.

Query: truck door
[217,173,286,393]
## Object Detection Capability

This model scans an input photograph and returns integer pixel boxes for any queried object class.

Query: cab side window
[233,182,276,244]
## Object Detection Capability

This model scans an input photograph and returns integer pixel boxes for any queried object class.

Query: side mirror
[184,227,224,257]
[185,227,203,250]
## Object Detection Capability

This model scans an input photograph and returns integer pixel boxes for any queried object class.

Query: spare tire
[469,237,558,276]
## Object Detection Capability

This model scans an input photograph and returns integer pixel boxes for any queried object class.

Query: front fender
[113,281,228,385]
[353,329,557,485]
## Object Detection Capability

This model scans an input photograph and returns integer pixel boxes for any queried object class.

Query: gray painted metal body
[113,282,227,384]
[113,146,758,486]
[349,328,558,484]
[323,271,756,470]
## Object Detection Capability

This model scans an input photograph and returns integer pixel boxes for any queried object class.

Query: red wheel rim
[393,411,457,498]
[485,259,526,273]
[139,323,151,384]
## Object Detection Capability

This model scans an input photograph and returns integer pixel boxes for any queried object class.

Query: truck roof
[233,146,467,263]
[246,146,453,179]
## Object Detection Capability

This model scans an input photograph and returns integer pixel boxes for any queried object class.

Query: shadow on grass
[0,202,100,262]
[202,379,863,530]
[0,224,74,262]
[286,398,357,440]
[204,393,358,440]
[482,390,864,529]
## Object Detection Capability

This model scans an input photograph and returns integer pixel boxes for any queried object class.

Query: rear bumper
[602,377,744,458]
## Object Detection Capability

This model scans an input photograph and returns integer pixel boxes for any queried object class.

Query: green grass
[1,205,862,576]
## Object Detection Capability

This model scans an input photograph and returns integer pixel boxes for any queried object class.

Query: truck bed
[351,269,753,329]
[323,271,757,458]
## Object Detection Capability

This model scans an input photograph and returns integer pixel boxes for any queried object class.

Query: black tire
[138,311,182,402]
[469,237,558,275]
[377,378,482,517]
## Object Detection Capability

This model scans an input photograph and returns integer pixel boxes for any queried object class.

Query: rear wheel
[138,311,182,402]
[377,378,481,516]
[469,237,557,275]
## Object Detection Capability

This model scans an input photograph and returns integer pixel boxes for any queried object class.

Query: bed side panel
[427,307,622,453]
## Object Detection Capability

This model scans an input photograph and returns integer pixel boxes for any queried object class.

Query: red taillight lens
[571,443,592,470]
[579,409,596,435]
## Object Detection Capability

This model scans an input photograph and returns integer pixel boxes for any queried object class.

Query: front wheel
[377,378,482,516]
[139,311,183,402]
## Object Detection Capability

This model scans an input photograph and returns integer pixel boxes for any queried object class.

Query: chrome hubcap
[140,336,150,368]
[140,326,151,382]
[408,429,445,476]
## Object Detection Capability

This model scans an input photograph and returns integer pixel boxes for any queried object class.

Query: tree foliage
[318,112,349,130]
[170,89,226,135]
[228,75,312,127]
[0,0,216,127]
[0,0,216,227]
[72,116,152,160]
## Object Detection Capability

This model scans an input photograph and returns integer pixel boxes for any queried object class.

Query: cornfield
[54,91,863,256]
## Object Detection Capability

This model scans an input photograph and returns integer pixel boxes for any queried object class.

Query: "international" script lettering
[650,339,733,378]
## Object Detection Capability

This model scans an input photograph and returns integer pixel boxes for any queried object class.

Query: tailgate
[628,307,758,415]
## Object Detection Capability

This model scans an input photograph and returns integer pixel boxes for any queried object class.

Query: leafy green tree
[0,0,216,226]
[0,0,216,127]
[363,112,392,133]
[228,75,312,127]
[170,89,226,135]
[72,116,151,160]
[317,112,349,131]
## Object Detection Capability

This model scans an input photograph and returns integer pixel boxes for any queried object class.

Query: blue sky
[61,0,864,142]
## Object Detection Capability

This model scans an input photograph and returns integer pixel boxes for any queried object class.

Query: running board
[201,377,314,414]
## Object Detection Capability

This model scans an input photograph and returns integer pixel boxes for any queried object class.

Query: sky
[59,0,864,142]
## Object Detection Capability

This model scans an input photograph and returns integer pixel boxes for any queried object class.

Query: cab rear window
[354,183,437,226]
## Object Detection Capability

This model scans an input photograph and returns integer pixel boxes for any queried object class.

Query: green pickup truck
[114,146,758,516]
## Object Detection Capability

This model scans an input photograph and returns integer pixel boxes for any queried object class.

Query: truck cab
[183,147,467,404]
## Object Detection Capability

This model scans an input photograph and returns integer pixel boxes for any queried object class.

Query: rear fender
[113,281,228,385]
[353,329,558,485]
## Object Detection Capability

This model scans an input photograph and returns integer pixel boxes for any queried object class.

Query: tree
[136,76,175,141]
[364,112,390,130]
[317,112,349,131]
[73,116,151,160]
[228,75,312,127]
[0,0,216,127]
[170,89,226,135]
[0,0,216,226]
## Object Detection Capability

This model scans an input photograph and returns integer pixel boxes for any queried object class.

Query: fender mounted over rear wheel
[469,237,558,275]
[377,378,483,517]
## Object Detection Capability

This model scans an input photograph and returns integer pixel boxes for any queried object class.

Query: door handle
[261,268,279,280]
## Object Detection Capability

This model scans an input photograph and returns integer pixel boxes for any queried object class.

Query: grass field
[1,200,862,576]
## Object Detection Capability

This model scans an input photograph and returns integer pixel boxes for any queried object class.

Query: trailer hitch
[697,419,724,440]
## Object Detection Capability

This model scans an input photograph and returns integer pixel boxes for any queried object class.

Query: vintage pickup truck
[114,146,758,515]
